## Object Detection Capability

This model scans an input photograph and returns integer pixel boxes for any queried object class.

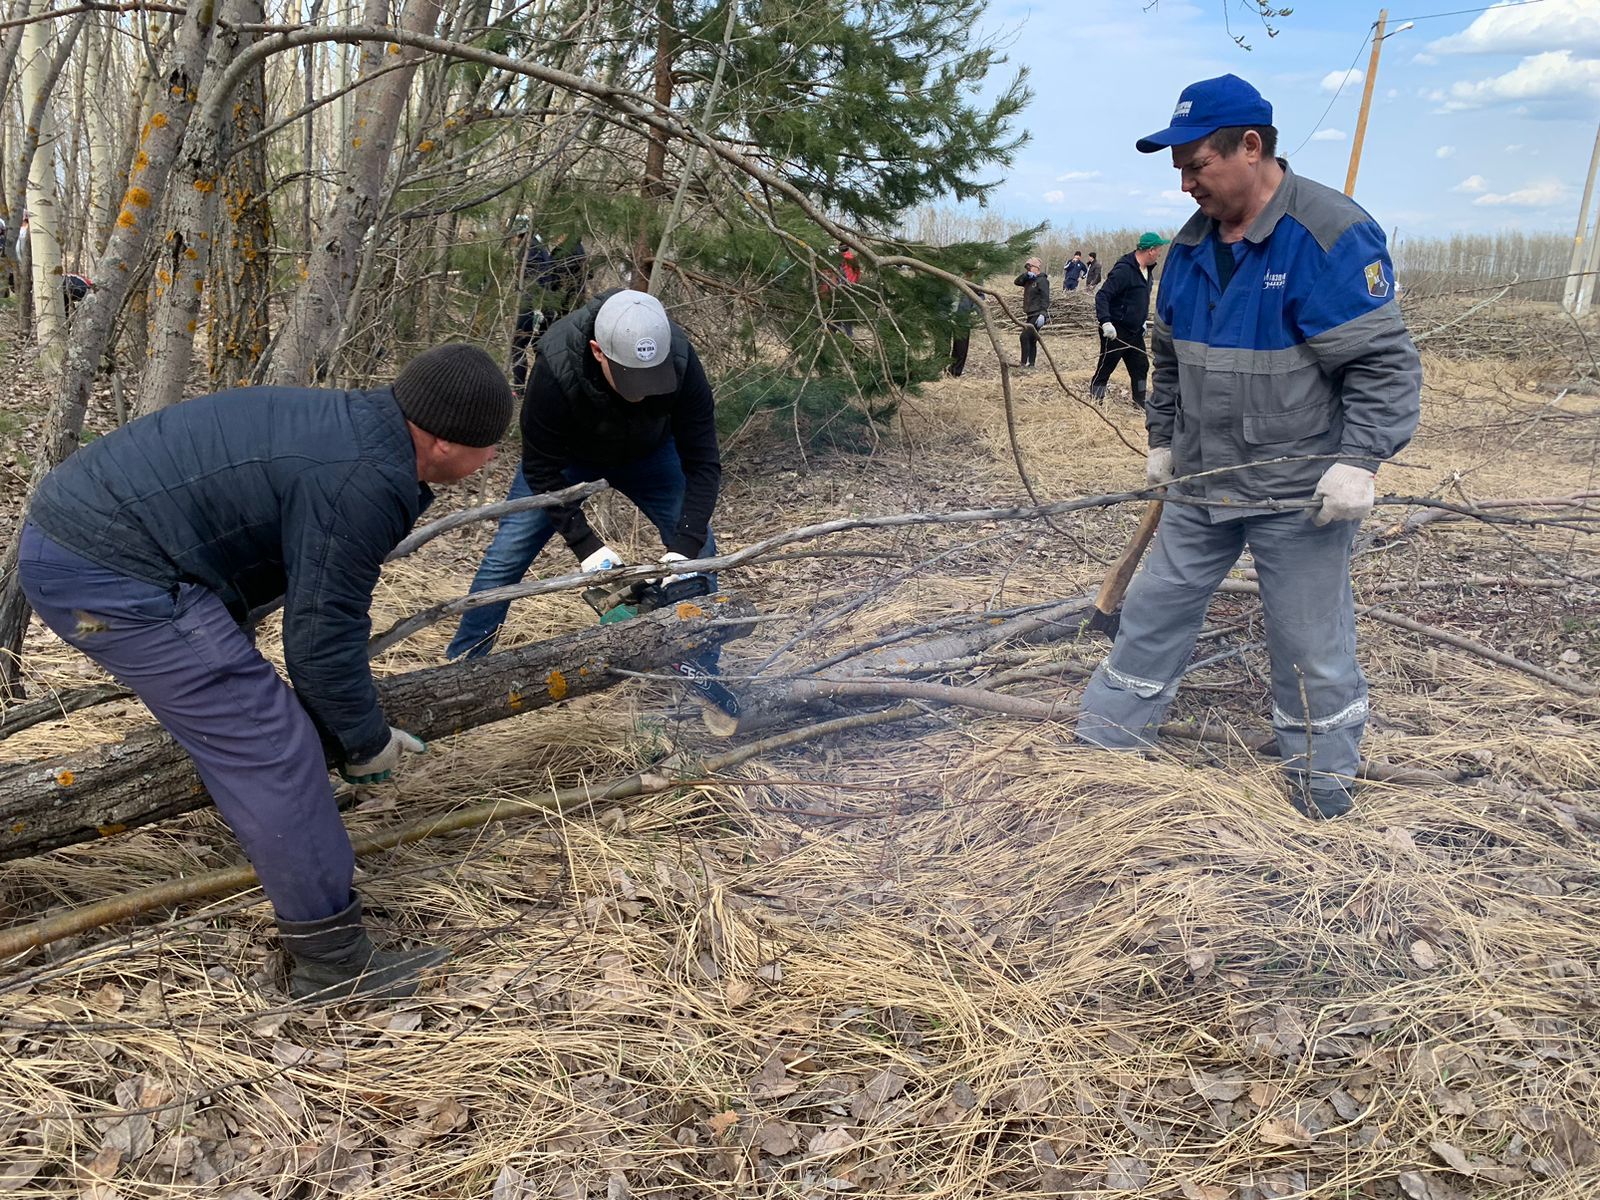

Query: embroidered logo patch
[1364,260,1390,298]
[1263,271,1287,290]
[1173,100,1193,118]
[634,337,658,362]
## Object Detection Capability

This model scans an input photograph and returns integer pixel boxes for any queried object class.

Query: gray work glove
[1100,321,1117,339]
[1312,463,1376,525]
[340,727,427,784]
[1146,447,1174,487]
[580,544,624,573]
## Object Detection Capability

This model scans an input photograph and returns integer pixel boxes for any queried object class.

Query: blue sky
[972,0,1600,237]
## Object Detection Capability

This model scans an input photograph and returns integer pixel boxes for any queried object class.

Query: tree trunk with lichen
[208,14,272,390]
[0,1,221,699]
[0,596,754,861]
[139,0,259,414]
[265,0,442,385]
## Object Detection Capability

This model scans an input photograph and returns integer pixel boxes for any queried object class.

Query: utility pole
[1344,11,1413,198]
[1578,202,1600,318]
[1562,118,1600,315]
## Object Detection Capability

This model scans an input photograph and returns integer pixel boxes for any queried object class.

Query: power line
[1289,26,1374,157]
[1390,0,1552,22]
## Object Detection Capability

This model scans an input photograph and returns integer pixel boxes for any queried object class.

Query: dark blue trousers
[18,524,353,921]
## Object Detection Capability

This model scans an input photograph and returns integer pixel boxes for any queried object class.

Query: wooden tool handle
[1093,500,1164,616]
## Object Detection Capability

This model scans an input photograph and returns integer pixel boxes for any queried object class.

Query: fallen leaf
[706,1110,739,1137]
[1329,1090,1364,1120]
[851,1069,908,1120]
[807,1126,857,1157]
[1186,948,1216,979]
[1189,1070,1247,1102]
[1179,1183,1228,1200]
[1410,940,1441,970]
[1551,1113,1599,1166]
[1104,1156,1150,1191]
[419,1097,469,1135]
[1430,1141,1475,1175]
[754,1119,800,1157]
[1261,1117,1314,1147]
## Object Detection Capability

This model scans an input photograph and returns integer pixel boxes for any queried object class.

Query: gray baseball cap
[593,291,677,401]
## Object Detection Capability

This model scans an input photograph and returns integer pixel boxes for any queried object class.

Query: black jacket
[1014,270,1050,317]
[1085,259,1103,287]
[27,387,428,762]
[525,291,720,560]
[1095,252,1154,332]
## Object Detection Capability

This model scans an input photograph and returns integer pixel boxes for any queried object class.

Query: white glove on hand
[1100,321,1117,339]
[1312,464,1376,526]
[340,727,426,784]
[658,550,693,585]
[1146,447,1174,487]
[580,545,624,573]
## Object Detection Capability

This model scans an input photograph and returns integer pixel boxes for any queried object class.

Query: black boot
[1132,383,1148,410]
[1286,773,1356,820]
[277,894,450,1002]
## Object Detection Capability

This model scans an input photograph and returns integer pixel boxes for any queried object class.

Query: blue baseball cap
[1136,74,1273,154]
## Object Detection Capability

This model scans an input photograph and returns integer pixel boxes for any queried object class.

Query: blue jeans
[447,438,717,659]
[1076,502,1366,799]
[18,524,355,922]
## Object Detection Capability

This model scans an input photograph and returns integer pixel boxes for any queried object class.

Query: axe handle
[1093,500,1163,617]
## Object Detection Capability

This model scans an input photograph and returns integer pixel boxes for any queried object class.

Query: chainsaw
[582,571,741,735]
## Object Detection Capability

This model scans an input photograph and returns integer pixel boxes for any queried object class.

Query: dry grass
[3,306,1599,1198]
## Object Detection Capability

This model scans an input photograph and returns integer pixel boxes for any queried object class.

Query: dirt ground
[2,301,1599,1199]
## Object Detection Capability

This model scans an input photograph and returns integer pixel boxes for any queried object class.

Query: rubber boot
[1286,773,1356,820]
[277,893,450,1002]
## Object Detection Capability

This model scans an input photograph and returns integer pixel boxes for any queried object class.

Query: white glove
[1312,463,1376,526]
[1146,447,1174,487]
[658,550,693,584]
[580,545,624,573]
[1101,321,1117,339]
[340,727,426,784]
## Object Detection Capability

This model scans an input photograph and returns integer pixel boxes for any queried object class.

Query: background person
[1075,74,1421,821]
[1091,232,1167,408]
[1013,256,1049,369]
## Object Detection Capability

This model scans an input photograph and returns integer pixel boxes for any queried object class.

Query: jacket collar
[1173,158,1295,247]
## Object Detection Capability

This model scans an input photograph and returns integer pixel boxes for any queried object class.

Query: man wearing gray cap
[1075,74,1421,820]
[448,288,721,660]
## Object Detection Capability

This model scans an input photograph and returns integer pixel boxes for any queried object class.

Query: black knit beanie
[392,344,513,447]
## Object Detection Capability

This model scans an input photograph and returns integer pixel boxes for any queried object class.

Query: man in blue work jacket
[1076,75,1421,819]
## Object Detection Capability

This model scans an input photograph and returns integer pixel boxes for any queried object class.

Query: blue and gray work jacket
[1148,162,1421,519]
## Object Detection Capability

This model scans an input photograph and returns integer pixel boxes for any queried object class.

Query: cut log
[0,595,754,861]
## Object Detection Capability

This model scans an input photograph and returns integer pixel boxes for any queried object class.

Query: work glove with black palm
[1311,464,1375,526]
[339,726,426,784]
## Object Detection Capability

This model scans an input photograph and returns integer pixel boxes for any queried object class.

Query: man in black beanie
[17,343,512,1003]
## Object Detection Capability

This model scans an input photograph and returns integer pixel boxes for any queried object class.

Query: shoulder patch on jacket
[1364,260,1390,298]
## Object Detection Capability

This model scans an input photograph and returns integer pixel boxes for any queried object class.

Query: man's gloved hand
[340,727,427,784]
[580,545,624,573]
[657,550,695,585]
[1100,321,1117,339]
[1312,463,1376,526]
[1146,447,1174,487]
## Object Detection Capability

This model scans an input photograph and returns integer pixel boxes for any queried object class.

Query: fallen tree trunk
[0,595,754,861]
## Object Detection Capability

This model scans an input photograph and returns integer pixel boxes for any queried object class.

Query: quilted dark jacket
[27,386,428,762]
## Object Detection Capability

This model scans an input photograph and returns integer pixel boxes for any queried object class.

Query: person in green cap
[1091,231,1169,408]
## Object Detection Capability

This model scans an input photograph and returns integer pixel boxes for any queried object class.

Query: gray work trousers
[1076,500,1367,798]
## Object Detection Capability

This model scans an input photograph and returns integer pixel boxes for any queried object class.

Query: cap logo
[635,336,657,362]
[1173,100,1193,118]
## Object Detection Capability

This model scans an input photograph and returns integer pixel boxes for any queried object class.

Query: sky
[969,0,1600,239]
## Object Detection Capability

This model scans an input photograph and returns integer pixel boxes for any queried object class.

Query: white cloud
[1433,50,1600,112]
[1321,67,1364,93]
[1472,180,1568,207]
[1043,190,1066,204]
[1310,129,1347,142]
[1452,174,1488,193]
[1411,52,1439,66]
[1428,0,1600,57]
[1055,170,1102,182]
[1435,145,1456,159]
[1504,143,1524,153]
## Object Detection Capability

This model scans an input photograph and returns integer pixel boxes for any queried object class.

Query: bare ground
[2,303,1599,1199]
